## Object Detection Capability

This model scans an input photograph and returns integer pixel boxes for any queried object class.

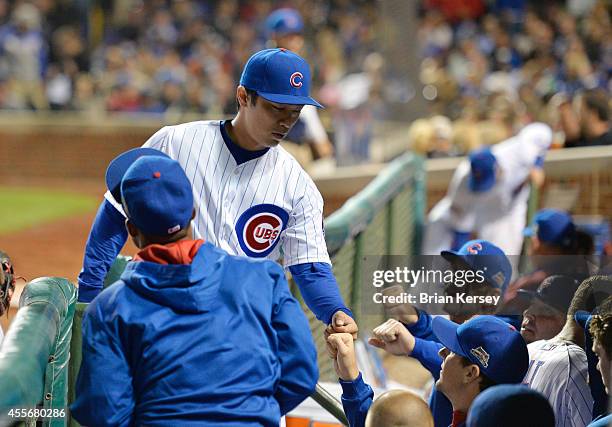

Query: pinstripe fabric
[105,120,330,267]
[525,340,594,427]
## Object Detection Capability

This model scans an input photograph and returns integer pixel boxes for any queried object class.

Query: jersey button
[233,169,240,175]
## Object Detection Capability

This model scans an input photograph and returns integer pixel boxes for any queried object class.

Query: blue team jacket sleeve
[451,230,471,251]
[406,309,438,342]
[412,338,444,379]
[271,264,319,415]
[340,373,373,427]
[289,262,352,324]
[77,199,128,302]
[70,301,134,427]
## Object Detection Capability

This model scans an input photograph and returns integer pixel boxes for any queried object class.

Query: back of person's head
[365,390,434,427]
[567,275,612,318]
[467,384,555,427]
[407,118,435,155]
[121,156,194,243]
[583,89,610,123]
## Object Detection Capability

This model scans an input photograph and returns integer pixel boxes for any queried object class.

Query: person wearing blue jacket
[376,240,515,427]
[70,154,318,427]
[330,316,529,427]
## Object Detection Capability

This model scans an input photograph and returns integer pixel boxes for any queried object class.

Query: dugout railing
[0,151,425,426]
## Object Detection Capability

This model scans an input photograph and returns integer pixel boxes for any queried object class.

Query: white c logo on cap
[290,72,303,88]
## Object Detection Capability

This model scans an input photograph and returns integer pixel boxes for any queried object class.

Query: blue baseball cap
[433,316,529,384]
[240,48,323,108]
[266,8,304,36]
[106,147,170,203]
[441,240,512,292]
[468,147,497,192]
[524,209,575,247]
[121,156,193,237]
[467,384,555,427]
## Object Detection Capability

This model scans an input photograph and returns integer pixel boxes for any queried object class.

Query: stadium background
[0,0,611,423]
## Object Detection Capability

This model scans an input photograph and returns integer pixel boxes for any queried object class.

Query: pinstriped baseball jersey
[105,120,330,268]
[524,340,593,427]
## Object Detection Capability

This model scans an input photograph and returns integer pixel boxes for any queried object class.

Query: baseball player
[71,155,318,426]
[331,316,529,427]
[422,122,552,256]
[586,310,612,427]
[265,8,334,160]
[523,276,612,427]
[78,48,357,336]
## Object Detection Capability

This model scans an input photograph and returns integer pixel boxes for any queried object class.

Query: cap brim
[432,317,467,358]
[440,250,472,270]
[105,148,170,202]
[574,310,592,330]
[258,92,324,108]
[516,289,537,301]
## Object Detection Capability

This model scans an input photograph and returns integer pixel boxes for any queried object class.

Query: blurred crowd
[0,0,610,157]
[411,0,611,154]
[0,0,378,116]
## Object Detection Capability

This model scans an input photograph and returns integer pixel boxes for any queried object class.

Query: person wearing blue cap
[422,122,552,257]
[77,48,358,339]
[264,8,334,161]
[71,155,318,426]
[372,240,515,427]
[466,384,555,427]
[333,316,529,427]
[501,208,593,314]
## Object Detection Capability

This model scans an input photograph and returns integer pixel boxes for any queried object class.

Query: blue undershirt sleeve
[77,199,128,302]
[288,262,352,325]
[339,373,373,427]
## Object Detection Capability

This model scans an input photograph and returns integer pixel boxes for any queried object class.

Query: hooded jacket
[71,241,318,427]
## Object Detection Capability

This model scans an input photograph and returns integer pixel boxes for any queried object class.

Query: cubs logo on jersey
[236,204,289,257]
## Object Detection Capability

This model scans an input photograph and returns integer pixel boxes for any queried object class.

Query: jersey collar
[220,120,269,165]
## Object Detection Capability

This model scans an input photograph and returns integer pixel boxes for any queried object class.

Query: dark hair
[583,89,610,122]
[460,356,497,392]
[590,312,612,360]
[236,87,259,110]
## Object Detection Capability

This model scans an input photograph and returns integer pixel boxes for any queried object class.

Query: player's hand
[326,310,358,339]
[368,319,416,356]
[327,333,360,381]
[382,285,419,325]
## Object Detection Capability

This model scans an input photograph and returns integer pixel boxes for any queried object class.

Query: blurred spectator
[562,89,612,147]
[0,3,48,109]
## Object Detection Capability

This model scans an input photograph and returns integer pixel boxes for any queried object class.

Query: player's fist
[327,333,359,381]
[327,310,358,339]
[369,319,416,356]
[382,285,419,325]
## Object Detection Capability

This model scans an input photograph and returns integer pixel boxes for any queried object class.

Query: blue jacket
[71,242,318,427]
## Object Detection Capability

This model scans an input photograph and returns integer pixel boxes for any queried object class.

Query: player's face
[520,300,565,343]
[247,97,303,148]
[592,339,610,394]
[436,347,471,399]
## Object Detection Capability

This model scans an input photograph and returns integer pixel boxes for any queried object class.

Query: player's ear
[236,86,248,108]
[463,363,480,384]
